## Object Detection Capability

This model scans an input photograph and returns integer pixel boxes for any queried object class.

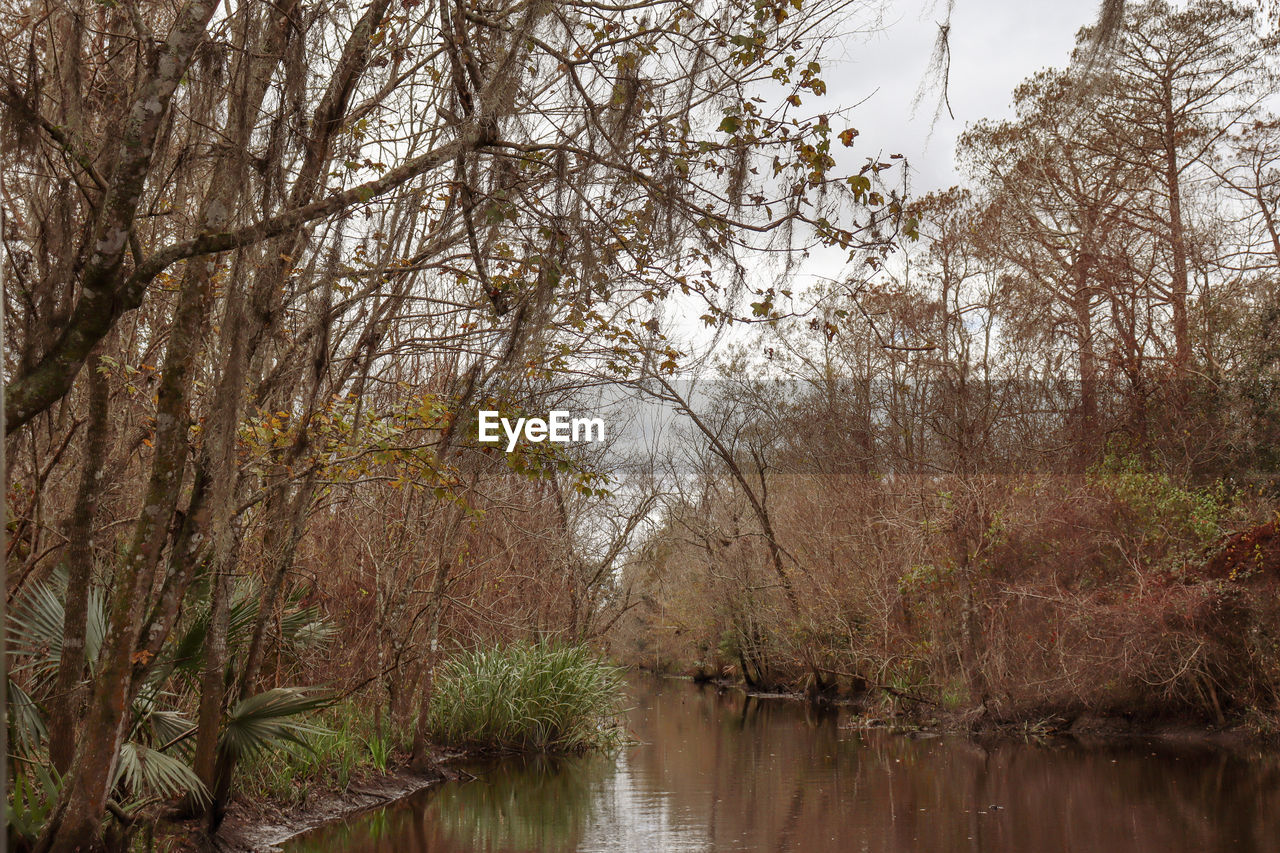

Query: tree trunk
[37,135,225,849]
[1162,78,1191,379]
[48,348,109,774]
[1074,262,1099,458]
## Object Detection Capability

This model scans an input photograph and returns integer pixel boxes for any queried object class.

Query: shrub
[237,697,413,804]
[1089,454,1232,553]
[427,642,624,752]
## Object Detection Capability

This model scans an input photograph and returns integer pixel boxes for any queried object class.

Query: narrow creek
[282,675,1280,852]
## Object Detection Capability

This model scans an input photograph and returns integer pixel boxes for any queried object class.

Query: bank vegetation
[615,0,1280,736]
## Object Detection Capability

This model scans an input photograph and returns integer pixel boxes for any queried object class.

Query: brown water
[283,676,1280,853]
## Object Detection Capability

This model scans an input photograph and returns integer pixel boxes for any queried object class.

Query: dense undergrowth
[616,455,1280,734]
[238,701,413,806]
[238,642,624,806]
[5,636,622,851]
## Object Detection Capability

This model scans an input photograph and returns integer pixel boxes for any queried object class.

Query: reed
[428,642,625,752]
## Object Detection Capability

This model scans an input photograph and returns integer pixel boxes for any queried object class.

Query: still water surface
[284,676,1280,853]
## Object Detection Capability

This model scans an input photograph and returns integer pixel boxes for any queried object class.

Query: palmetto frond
[163,583,333,683]
[9,680,48,756]
[7,574,105,687]
[163,584,264,680]
[281,602,336,651]
[219,687,334,760]
[114,742,210,806]
[148,709,198,751]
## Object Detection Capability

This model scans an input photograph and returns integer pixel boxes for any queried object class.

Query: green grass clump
[428,642,624,752]
[238,699,412,804]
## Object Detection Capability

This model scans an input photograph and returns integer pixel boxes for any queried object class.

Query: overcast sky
[660,1,1106,356]
[831,0,1103,192]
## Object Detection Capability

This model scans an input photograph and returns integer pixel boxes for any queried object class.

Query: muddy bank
[210,756,469,853]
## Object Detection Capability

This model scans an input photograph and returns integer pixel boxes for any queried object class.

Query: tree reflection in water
[427,753,609,851]
[287,676,1280,853]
